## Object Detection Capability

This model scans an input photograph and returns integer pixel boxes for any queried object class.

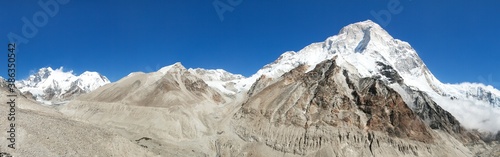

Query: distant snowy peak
[155,62,245,82]
[445,83,500,108]
[72,71,110,92]
[187,67,247,95]
[17,67,110,104]
[22,67,57,87]
[188,68,245,82]
[19,67,110,89]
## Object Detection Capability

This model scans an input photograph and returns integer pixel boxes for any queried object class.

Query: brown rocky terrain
[229,58,483,156]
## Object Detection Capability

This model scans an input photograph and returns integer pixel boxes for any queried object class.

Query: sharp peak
[344,20,383,30]
[42,67,54,71]
[165,62,185,68]
[38,67,55,72]
[188,68,245,77]
[170,62,185,69]
[338,20,390,36]
[355,20,379,26]
[80,71,103,76]
[158,62,186,73]
[40,66,67,70]
[189,68,229,73]
[79,72,110,82]
[81,71,97,74]
[36,66,73,74]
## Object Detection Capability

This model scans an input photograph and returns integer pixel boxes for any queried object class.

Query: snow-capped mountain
[16,67,110,105]
[229,20,500,132]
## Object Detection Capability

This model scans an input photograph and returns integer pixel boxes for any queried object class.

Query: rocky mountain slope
[230,58,481,156]
[16,67,110,105]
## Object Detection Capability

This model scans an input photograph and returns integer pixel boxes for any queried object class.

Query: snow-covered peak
[254,20,428,82]
[239,20,421,90]
[80,71,108,81]
[40,67,54,73]
[16,67,110,104]
[186,68,247,95]
[75,71,111,92]
[338,20,392,41]
[188,68,245,82]
[39,67,55,73]
[21,67,73,87]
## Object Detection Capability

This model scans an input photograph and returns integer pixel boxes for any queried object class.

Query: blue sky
[1,0,499,88]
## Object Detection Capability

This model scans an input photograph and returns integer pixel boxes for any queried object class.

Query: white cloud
[433,96,500,133]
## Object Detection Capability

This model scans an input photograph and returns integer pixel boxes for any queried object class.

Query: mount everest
[5,20,500,156]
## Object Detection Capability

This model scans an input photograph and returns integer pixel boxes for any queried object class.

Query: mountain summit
[228,20,500,133]
[16,67,110,105]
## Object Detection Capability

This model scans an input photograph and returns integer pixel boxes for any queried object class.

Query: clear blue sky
[1,0,499,88]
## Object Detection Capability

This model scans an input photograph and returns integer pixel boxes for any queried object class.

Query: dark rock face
[478,130,500,143]
[389,83,482,144]
[61,84,85,100]
[375,61,403,84]
[23,91,37,100]
[355,78,432,143]
[297,60,432,143]
[43,87,57,101]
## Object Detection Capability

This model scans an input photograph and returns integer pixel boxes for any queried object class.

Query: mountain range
[3,20,499,156]
[15,67,110,105]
